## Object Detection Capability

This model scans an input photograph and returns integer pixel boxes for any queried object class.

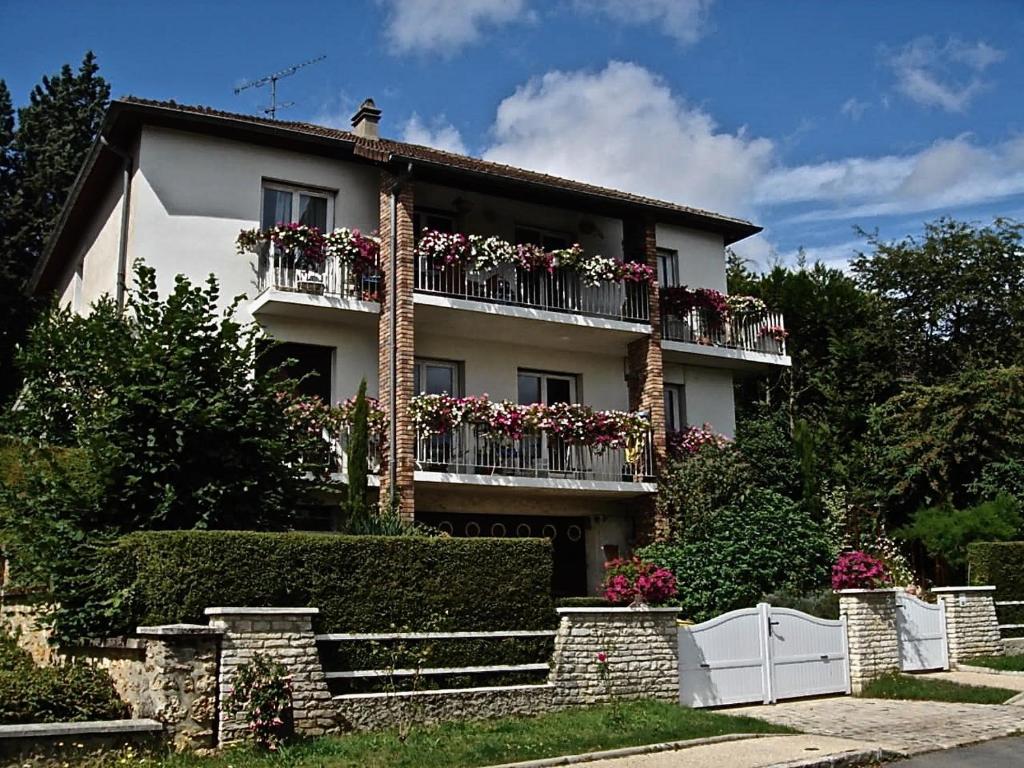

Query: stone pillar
[624,216,666,545]
[550,606,680,707]
[205,608,336,744]
[837,589,900,693]
[933,586,1003,666]
[134,624,222,750]
[377,172,416,520]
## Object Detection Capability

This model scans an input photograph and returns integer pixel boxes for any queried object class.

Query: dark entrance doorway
[416,512,588,597]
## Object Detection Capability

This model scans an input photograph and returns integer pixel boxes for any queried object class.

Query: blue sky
[3,0,1024,269]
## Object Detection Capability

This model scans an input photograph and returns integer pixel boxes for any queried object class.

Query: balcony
[415,257,650,323]
[256,251,382,302]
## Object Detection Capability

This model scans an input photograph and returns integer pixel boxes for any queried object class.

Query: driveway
[731,697,1024,756]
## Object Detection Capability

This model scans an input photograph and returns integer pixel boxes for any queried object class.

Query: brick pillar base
[205,608,336,743]
[837,589,900,693]
[550,607,680,706]
[933,586,1003,666]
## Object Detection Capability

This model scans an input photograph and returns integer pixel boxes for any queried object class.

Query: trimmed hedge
[968,541,1024,596]
[97,531,555,635]
[0,633,127,724]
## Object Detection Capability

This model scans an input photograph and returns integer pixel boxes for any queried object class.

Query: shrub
[640,489,830,621]
[0,633,127,724]
[60,530,555,638]
[601,557,677,606]
[657,440,751,538]
[831,551,892,590]
[226,654,293,750]
[968,541,1024,596]
[761,589,840,620]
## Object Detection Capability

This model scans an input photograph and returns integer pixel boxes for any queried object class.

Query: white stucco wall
[129,126,380,322]
[655,224,726,291]
[663,362,735,437]
[414,332,628,409]
[415,183,624,260]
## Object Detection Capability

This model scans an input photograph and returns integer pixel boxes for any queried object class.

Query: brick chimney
[351,98,381,140]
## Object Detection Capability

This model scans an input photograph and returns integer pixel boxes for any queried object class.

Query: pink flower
[596,652,607,663]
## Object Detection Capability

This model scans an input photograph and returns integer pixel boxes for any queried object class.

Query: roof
[29,97,761,293]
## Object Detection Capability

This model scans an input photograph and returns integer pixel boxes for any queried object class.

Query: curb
[484,733,783,768]
[765,747,894,767]
[958,663,1024,678]
[1004,691,1024,705]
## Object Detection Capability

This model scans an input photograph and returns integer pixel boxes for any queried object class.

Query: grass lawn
[147,701,792,768]
[964,655,1024,672]
[859,673,1018,705]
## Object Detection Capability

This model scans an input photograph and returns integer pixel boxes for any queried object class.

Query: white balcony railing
[662,309,788,356]
[415,423,655,483]
[257,248,382,302]
[415,256,650,323]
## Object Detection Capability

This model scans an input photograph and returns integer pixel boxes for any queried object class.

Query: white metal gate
[896,592,949,672]
[679,603,850,708]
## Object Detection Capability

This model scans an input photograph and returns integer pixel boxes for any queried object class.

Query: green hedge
[98,531,555,635]
[968,541,1024,597]
[0,633,127,724]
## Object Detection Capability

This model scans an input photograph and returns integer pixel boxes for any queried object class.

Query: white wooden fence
[895,592,949,671]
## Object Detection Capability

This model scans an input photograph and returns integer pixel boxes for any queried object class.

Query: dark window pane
[256,341,332,403]
[262,188,292,229]
[518,373,541,404]
[542,234,569,251]
[515,227,542,246]
[425,365,454,395]
[299,194,328,231]
[547,377,571,405]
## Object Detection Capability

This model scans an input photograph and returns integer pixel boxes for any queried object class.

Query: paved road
[890,735,1024,766]
[731,697,1024,755]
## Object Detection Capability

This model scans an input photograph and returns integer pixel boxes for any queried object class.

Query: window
[515,225,570,251]
[664,383,686,432]
[657,248,679,288]
[261,182,333,231]
[414,209,456,239]
[415,358,462,396]
[517,370,577,405]
[257,342,334,403]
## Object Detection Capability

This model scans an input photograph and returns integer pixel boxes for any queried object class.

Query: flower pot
[297,281,325,296]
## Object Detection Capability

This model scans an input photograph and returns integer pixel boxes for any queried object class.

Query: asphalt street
[889,736,1024,766]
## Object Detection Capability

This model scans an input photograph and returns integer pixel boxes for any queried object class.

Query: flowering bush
[667,424,730,459]
[725,294,767,318]
[237,225,380,276]
[602,557,678,605]
[335,393,387,437]
[661,286,771,330]
[759,325,789,343]
[415,230,655,286]
[831,550,894,590]
[409,394,650,453]
[225,654,293,750]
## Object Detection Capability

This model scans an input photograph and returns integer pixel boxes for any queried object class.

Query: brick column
[377,172,416,520]
[837,589,900,693]
[933,586,1003,666]
[624,217,666,544]
[550,606,680,706]
[205,608,336,744]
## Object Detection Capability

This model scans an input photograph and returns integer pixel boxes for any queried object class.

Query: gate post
[932,586,1003,666]
[837,589,899,693]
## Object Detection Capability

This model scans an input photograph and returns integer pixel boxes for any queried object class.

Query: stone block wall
[550,607,680,706]
[933,587,1003,665]
[205,607,337,743]
[838,589,899,693]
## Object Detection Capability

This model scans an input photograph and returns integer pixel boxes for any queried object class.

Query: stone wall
[205,607,337,743]
[335,684,554,732]
[838,589,899,693]
[0,598,58,666]
[933,587,1003,665]
[549,606,680,706]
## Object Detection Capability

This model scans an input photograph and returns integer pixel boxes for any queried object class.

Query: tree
[346,378,370,527]
[7,264,325,532]
[0,53,110,406]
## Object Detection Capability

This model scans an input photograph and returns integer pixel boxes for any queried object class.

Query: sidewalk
[573,735,883,768]
[918,668,1024,693]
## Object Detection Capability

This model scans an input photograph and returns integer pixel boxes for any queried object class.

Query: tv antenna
[234,55,326,118]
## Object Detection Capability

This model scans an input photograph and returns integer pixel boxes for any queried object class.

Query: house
[29,97,790,595]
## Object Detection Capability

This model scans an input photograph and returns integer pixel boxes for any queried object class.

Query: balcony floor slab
[661,339,791,371]
[249,289,380,325]
[414,470,656,497]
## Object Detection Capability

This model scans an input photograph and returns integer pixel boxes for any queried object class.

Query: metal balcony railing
[257,247,382,302]
[662,309,788,356]
[414,256,650,323]
[415,423,655,483]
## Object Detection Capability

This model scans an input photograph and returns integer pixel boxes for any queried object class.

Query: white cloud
[885,37,1005,112]
[840,97,869,121]
[401,113,468,154]
[573,0,714,45]
[483,61,773,217]
[379,0,530,55]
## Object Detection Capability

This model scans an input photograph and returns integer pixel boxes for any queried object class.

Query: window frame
[414,208,457,240]
[414,357,463,397]
[260,180,336,231]
[664,383,686,432]
[517,369,579,405]
[657,248,679,288]
[515,224,572,251]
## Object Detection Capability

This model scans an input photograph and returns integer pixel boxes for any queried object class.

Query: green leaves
[896,495,1022,570]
